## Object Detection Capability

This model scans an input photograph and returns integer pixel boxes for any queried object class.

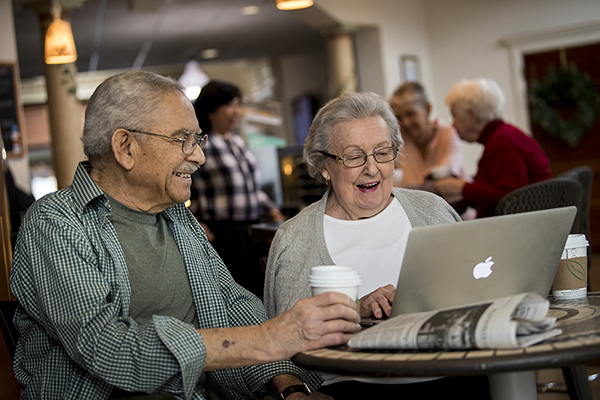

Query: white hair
[445,78,505,122]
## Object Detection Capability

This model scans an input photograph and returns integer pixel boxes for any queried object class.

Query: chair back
[556,166,593,237]
[0,300,18,360]
[495,177,583,221]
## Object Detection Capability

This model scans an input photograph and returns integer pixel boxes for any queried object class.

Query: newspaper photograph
[348,292,562,350]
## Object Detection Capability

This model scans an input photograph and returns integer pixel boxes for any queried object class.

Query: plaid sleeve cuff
[154,315,206,399]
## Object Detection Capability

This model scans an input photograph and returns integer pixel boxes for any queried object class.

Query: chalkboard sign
[0,63,23,156]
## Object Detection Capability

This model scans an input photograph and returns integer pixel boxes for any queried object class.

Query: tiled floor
[537,252,600,400]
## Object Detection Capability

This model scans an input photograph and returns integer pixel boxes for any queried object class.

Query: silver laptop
[369,206,576,322]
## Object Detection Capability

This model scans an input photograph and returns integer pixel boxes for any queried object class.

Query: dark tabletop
[292,293,600,377]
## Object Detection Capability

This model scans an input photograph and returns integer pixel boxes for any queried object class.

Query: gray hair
[303,91,403,183]
[82,71,186,168]
[391,81,429,109]
[444,78,505,122]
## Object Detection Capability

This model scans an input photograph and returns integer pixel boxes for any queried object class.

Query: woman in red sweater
[435,78,552,218]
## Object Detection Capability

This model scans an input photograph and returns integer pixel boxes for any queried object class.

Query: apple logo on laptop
[473,256,494,279]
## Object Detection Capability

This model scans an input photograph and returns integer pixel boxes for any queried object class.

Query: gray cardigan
[263,187,461,318]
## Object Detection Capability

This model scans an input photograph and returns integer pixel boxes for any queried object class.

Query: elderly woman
[263,92,495,398]
[264,90,464,314]
[190,80,284,299]
[435,78,552,218]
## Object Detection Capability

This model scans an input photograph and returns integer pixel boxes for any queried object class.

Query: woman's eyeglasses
[318,146,398,168]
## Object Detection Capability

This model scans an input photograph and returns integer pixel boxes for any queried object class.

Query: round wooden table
[293,293,600,400]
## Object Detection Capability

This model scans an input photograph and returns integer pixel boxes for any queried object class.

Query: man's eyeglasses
[124,129,207,155]
[318,146,398,168]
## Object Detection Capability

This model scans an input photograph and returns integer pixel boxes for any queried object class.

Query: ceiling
[12,0,334,80]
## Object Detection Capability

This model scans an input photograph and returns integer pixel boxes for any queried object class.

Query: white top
[322,200,440,386]
[324,199,412,297]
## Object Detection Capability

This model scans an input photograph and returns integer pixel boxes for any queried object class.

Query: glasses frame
[318,145,399,168]
[124,128,207,155]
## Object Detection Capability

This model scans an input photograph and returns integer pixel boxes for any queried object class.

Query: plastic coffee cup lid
[565,234,589,249]
[309,281,362,288]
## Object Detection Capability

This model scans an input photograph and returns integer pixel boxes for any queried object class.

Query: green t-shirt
[107,195,198,328]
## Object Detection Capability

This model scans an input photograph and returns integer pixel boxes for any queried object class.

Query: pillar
[325,29,358,97]
[39,7,85,189]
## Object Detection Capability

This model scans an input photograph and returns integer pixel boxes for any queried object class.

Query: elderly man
[9,71,359,400]
[435,78,552,218]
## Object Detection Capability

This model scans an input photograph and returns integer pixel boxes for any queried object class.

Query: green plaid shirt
[10,161,319,400]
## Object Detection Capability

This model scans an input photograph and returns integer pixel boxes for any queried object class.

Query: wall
[317,0,434,99]
[276,45,329,146]
[0,0,31,193]
[425,0,600,172]
[319,0,600,174]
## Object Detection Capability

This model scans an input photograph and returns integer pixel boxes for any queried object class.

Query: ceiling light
[276,0,313,10]
[178,60,210,100]
[200,49,220,59]
[44,1,77,64]
[240,5,261,15]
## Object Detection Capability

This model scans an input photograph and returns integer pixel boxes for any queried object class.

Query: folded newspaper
[348,292,561,350]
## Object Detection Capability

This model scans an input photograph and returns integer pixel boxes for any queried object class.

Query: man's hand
[200,292,359,371]
[263,292,361,360]
[358,284,395,318]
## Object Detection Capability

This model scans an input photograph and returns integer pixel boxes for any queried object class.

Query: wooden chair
[0,300,18,360]
[0,300,20,398]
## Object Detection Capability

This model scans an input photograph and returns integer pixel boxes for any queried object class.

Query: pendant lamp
[45,1,78,64]
[178,60,210,101]
[276,0,314,10]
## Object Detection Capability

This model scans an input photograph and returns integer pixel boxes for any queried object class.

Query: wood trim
[0,155,14,301]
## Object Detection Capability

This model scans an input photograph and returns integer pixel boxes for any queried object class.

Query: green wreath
[528,64,600,147]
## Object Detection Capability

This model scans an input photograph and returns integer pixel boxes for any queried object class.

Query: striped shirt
[10,161,319,400]
[191,133,275,222]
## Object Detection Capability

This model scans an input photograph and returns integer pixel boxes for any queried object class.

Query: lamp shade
[276,0,313,10]
[45,18,78,64]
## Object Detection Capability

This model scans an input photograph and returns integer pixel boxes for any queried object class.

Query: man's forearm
[198,294,360,371]
[199,324,278,371]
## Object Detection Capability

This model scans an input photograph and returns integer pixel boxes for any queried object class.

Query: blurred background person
[264,92,492,399]
[389,82,469,191]
[435,78,552,218]
[190,80,284,299]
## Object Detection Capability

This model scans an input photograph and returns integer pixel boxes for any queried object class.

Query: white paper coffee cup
[309,266,361,301]
[552,234,589,300]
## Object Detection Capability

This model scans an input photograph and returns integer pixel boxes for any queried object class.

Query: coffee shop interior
[1,0,600,398]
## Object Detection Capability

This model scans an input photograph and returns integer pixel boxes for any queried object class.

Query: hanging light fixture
[44,1,78,64]
[178,60,210,101]
[276,0,313,10]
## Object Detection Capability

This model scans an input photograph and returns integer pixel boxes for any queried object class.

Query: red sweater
[462,120,552,218]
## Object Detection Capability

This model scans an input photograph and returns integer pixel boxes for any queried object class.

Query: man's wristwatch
[279,383,311,399]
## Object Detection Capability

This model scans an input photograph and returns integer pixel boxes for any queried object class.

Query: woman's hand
[270,207,287,222]
[434,177,466,204]
[357,284,395,318]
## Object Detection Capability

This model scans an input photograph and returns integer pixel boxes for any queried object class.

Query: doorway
[523,42,600,252]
